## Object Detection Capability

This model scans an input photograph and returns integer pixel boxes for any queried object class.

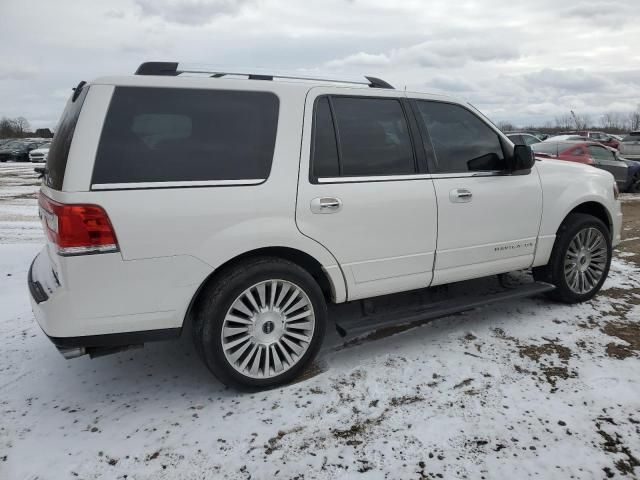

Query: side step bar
[332,278,555,337]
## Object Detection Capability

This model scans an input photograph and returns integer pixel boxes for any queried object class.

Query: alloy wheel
[563,227,608,294]
[221,279,315,379]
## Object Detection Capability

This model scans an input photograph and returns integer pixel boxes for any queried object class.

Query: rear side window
[46,84,89,190]
[312,97,340,178]
[92,87,279,186]
[311,96,415,179]
[416,101,505,173]
[588,145,614,161]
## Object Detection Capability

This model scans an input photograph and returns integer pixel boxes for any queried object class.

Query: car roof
[91,63,461,103]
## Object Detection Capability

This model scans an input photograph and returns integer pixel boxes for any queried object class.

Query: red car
[532,140,628,188]
[559,131,620,150]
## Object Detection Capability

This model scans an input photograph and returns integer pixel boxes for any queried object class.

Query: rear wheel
[192,257,327,390]
[534,213,612,303]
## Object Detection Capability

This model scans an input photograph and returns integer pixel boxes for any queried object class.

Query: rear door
[296,89,438,301]
[410,97,543,285]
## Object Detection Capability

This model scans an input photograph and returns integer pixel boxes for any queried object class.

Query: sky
[1,0,639,130]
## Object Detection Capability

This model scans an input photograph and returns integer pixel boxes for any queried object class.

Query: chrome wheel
[563,227,608,294]
[221,279,315,379]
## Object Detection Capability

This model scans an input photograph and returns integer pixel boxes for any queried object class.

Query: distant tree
[13,116,30,136]
[554,113,574,130]
[600,112,624,131]
[496,121,515,132]
[0,117,14,137]
[628,109,640,131]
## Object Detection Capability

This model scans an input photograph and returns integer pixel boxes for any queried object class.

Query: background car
[29,146,50,163]
[619,131,640,160]
[544,134,588,142]
[559,131,620,150]
[0,140,47,162]
[620,157,640,193]
[507,132,542,145]
[532,140,629,189]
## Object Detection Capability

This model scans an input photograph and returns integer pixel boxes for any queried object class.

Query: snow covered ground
[1,162,639,479]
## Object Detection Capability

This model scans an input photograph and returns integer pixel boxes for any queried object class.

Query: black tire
[192,257,327,390]
[533,213,612,303]
[629,173,640,194]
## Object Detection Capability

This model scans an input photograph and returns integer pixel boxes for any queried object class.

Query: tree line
[0,116,53,139]
[497,107,640,135]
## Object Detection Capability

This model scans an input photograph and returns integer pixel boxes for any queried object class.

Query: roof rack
[134,62,394,89]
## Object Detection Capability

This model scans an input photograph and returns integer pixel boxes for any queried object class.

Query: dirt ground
[619,196,640,264]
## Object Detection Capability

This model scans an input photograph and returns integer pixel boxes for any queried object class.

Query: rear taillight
[38,192,119,256]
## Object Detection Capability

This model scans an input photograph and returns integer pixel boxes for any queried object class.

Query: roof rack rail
[134,62,394,89]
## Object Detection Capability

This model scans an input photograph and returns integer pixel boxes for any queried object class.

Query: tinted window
[522,134,540,146]
[331,97,415,176]
[507,134,523,144]
[93,87,279,185]
[312,97,339,178]
[588,145,613,161]
[416,101,505,173]
[46,85,89,190]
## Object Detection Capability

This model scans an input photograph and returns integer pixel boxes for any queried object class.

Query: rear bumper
[28,246,212,353]
[28,254,182,357]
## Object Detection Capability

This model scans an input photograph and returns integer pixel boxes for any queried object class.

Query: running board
[331,274,555,337]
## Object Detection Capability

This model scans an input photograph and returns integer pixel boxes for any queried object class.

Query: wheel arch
[564,201,612,235]
[183,246,339,329]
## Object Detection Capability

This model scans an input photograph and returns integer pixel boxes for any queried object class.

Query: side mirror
[508,144,535,171]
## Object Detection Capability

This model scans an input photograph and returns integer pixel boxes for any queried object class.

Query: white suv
[29,62,622,389]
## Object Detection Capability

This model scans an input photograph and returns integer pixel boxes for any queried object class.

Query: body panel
[296,87,438,301]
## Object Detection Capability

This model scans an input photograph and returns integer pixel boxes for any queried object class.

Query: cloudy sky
[1,0,639,129]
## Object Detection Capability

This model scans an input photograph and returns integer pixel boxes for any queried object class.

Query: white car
[543,134,588,142]
[29,146,50,163]
[29,63,622,389]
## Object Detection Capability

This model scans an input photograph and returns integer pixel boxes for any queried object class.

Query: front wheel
[192,257,327,390]
[534,213,612,303]
[629,172,640,193]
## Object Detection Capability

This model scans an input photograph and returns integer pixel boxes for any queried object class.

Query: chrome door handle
[450,188,472,203]
[311,197,342,214]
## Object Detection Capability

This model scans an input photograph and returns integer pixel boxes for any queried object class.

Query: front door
[411,97,543,285]
[296,89,438,301]
[587,144,628,188]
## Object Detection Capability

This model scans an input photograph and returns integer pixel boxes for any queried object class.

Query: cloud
[0,64,39,81]
[325,52,391,69]
[0,0,638,129]
[134,0,251,25]
[324,38,520,70]
[425,76,476,93]
[521,69,610,93]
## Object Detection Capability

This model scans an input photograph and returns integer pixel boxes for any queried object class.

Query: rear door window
[415,101,505,173]
[92,87,279,186]
[311,95,416,179]
[588,145,613,161]
[311,97,340,178]
[46,84,89,190]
